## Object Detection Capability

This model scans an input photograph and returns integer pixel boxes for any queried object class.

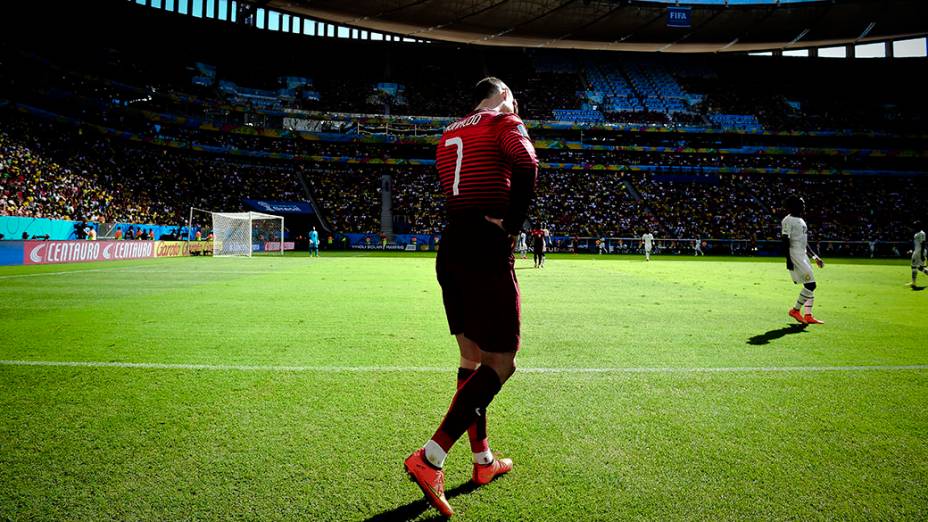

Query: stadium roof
[268,0,928,53]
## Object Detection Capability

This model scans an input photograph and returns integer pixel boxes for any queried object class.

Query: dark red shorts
[436,221,521,353]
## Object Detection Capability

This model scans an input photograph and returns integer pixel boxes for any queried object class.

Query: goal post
[188,207,213,241]
[211,211,285,257]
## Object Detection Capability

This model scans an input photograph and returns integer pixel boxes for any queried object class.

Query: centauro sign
[23,240,155,265]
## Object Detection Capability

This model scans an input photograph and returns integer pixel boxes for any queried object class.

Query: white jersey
[914,230,926,267]
[781,215,808,260]
[518,232,527,250]
[642,233,654,250]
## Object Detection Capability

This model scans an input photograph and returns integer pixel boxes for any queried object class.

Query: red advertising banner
[23,240,155,265]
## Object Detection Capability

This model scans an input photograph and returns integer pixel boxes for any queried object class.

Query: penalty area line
[1,360,927,373]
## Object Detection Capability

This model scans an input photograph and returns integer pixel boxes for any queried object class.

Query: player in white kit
[517,231,528,259]
[641,232,654,261]
[782,195,825,325]
[911,223,927,287]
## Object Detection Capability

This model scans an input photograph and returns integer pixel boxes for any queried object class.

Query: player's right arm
[781,219,793,271]
[496,114,538,236]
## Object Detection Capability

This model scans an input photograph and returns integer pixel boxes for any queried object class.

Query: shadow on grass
[747,324,808,345]
[911,285,926,291]
[364,481,480,522]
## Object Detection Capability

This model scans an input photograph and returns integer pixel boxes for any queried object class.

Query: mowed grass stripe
[2,359,928,373]
[1,366,926,520]
[0,255,925,369]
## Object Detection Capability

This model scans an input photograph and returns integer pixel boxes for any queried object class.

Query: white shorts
[645,247,652,253]
[789,256,815,285]
[912,251,925,268]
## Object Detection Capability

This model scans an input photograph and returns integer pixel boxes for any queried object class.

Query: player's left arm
[497,114,539,237]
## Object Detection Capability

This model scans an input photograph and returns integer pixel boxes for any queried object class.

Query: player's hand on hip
[485,216,517,252]
[485,216,505,232]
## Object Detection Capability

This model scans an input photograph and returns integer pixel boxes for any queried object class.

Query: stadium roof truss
[266,0,928,53]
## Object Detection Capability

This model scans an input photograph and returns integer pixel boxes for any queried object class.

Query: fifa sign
[667,7,691,28]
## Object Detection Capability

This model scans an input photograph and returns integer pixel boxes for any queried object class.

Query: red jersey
[436,109,538,234]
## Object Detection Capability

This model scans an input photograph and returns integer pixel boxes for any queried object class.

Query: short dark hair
[784,194,805,216]
[472,77,506,106]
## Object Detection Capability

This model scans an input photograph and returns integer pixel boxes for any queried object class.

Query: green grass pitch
[1,252,926,520]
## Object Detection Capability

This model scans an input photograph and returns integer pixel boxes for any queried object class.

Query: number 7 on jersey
[445,137,463,196]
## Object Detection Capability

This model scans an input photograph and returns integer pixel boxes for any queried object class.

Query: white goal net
[211,211,284,257]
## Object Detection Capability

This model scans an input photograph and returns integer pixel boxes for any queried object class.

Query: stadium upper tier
[640,0,824,4]
[2,1,925,132]
[1,15,925,137]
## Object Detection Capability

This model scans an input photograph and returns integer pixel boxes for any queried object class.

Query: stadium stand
[1,2,926,252]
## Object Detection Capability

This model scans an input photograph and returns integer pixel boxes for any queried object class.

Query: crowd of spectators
[391,166,444,235]
[301,164,380,233]
[4,40,927,246]
[1,128,128,222]
[1,115,303,227]
[531,170,657,238]
[636,172,926,243]
[384,164,927,245]
[4,110,926,244]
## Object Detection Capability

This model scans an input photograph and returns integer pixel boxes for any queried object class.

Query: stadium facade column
[381,174,394,241]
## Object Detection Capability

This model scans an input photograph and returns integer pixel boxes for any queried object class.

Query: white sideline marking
[0,267,294,280]
[1,360,926,374]
[0,266,144,280]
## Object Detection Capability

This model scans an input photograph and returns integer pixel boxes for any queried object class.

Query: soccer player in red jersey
[404,77,538,517]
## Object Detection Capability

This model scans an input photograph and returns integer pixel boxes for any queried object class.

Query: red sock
[432,366,502,452]
[458,368,489,453]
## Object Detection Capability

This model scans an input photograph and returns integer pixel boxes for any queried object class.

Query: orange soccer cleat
[803,314,824,325]
[404,449,454,518]
[472,456,513,486]
[788,308,806,324]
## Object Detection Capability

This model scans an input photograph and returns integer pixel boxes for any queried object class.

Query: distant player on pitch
[404,77,538,518]
[532,225,546,268]
[782,195,825,325]
[309,226,319,257]
[910,222,927,287]
[517,230,528,259]
[641,231,654,261]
